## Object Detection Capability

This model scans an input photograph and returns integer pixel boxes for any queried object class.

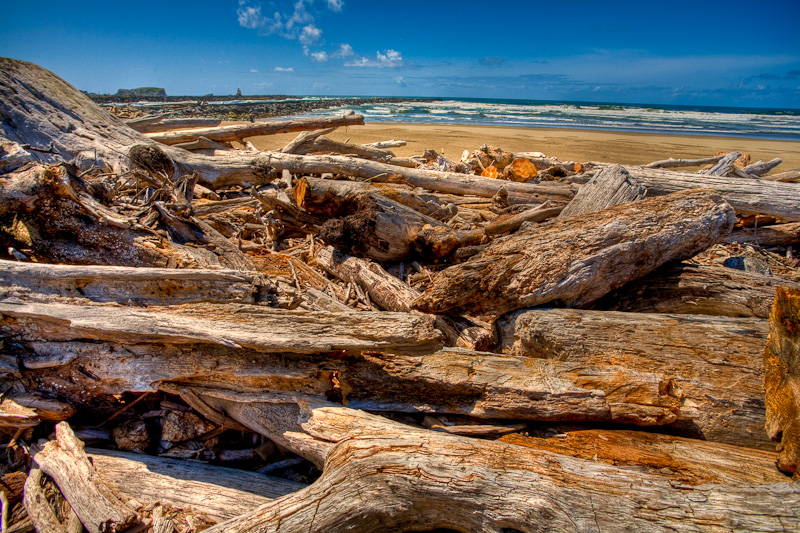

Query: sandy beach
[249,123,800,171]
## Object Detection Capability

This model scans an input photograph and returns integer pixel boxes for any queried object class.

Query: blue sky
[1,0,799,107]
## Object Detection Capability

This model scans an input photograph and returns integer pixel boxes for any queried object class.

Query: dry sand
[248,123,800,171]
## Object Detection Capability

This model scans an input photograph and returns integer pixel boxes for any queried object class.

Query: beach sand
[248,123,800,171]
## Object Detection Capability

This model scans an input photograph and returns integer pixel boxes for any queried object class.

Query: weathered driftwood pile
[1,57,800,532]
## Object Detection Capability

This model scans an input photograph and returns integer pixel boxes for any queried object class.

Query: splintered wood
[1,57,800,532]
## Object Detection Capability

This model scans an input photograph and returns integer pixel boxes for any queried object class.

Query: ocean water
[295,98,800,141]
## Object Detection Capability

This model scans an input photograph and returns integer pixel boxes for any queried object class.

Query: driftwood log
[591,262,798,318]
[764,286,800,477]
[558,164,645,219]
[144,115,365,146]
[496,308,770,449]
[414,189,735,316]
[189,393,800,532]
[87,448,304,522]
[602,163,800,221]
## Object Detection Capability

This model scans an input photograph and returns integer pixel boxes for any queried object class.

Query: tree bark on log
[190,394,800,533]
[591,262,798,318]
[0,260,267,306]
[144,115,365,146]
[86,448,304,522]
[495,308,771,449]
[557,164,646,219]
[31,422,140,533]
[414,189,735,316]
[761,168,800,183]
[764,286,800,477]
[23,465,68,533]
[499,429,788,486]
[0,299,443,358]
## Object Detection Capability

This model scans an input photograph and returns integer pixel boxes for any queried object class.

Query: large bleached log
[145,115,365,146]
[0,163,253,270]
[414,189,735,316]
[496,309,770,449]
[0,299,443,358]
[591,262,798,318]
[0,260,266,305]
[194,394,800,533]
[31,423,140,533]
[764,286,800,477]
[613,163,800,221]
[87,448,304,522]
[261,152,575,205]
[4,299,678,424]
[500,429,788,486]
[557,164,645,219]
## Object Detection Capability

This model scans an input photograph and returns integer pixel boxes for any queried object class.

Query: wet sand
[248,123,800,171]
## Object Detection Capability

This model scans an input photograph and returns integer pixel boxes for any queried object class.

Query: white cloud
[250,68,259,73]
[327,0,344,12]
[237,5,264,29]
[311,51,328,62]
[332,43,354,58]
[345,49,403,68]
[274,67,295,72]
[299,24,321,46]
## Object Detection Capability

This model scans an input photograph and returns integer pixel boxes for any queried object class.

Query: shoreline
[247,122,800,170]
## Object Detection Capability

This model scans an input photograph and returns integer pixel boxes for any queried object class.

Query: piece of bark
[0,299,443,357]
[194,395,800,533]
[7,394,75,422]
[644,154,726,168]
[414,189,735,316]
[484,203,562,235]
[500,429,788,486]
[496,308,770,449]
[764,286,800,477]
[145,115,365,145]
[0,472,26,506]
[432,315,494,352]
[86,448,304,522]
[32,422,140,533]
[0,399,39,429]
[727,221,800,247]
[160,410,216,443]
[23,466,68,533]
[558,164,646,218]
[0,260,265,306]
[314,246,419,312]
[592,262,798,318]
